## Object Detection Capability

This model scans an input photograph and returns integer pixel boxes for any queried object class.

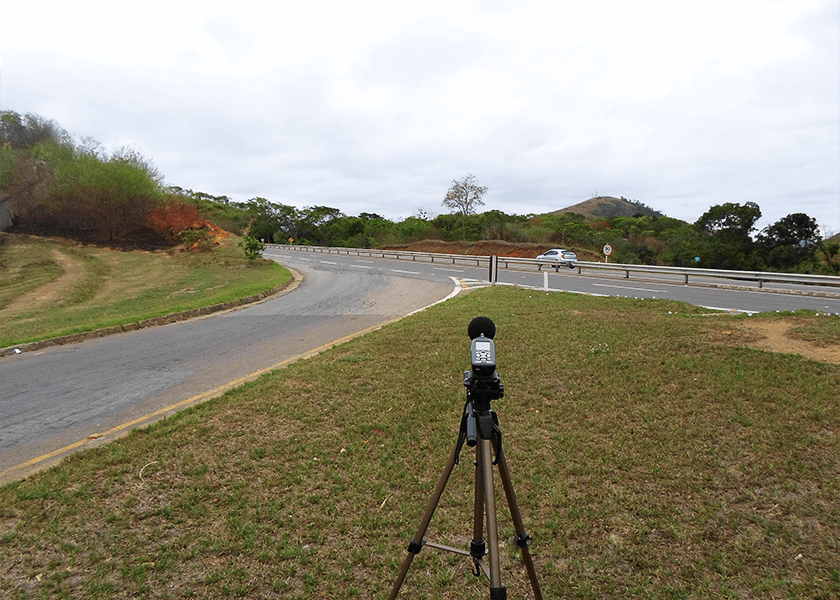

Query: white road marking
[592,283,661,293]
[700,305,756,314]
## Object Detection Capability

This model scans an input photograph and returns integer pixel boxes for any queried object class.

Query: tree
[816,240,840,274]
[695,202,762,239]
[414,207,433,220]
[442,173,488,239]
[244,197,281,242]
[757,213,821,248]
[395,216,433,242]
[0,111,69,149]
[273,203,303,241]
[359,212,385,221]
[757,213,823,270]
[694,202,762,270]
[287,206,343,245]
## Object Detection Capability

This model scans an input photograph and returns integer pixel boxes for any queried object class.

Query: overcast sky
[2,0,838,235]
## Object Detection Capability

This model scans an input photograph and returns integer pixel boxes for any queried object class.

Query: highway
[272,247,840,315]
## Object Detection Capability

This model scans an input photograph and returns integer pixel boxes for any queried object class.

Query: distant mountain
[552,196,667,220]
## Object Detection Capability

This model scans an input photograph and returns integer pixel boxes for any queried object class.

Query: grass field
[1,285,838,599]
[0,234,291,348]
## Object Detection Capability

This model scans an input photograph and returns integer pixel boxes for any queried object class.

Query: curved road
[2,248,838,482]
[0,254,458,482]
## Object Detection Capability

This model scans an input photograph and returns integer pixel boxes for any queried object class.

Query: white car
[536,248,577,269]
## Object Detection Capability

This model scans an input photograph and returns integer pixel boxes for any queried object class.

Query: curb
[0,270,302,358]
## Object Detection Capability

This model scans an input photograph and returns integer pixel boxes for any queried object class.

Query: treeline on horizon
[2,110,838,275]
[209,195,836,274]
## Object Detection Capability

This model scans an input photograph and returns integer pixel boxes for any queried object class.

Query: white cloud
[1,0,837,232]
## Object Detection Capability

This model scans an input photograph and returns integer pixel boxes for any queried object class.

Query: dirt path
[5,249,81,314]
[740,319,840,364]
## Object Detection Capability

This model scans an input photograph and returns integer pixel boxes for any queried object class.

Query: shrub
[147,199,206,244]
[239,235,266,260]
[179,227,216,252]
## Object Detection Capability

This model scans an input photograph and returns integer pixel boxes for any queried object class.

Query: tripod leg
[479,438,506,598]
[495,446,543,600]
[388,436,462,600]
[471,442,486,571]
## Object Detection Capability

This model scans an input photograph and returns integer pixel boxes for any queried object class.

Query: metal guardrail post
[488,256,498,283]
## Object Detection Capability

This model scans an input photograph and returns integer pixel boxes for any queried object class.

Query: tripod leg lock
[515,532,532,549]
[407,539,425,555]
[470,539,486,560]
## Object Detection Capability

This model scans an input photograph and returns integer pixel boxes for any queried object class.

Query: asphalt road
[502,267,840,314]
[278,247,840,314]
[2,248,838,482]
[0,254,457,482]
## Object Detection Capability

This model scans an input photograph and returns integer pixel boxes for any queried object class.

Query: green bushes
[2,112,172,246]
[36,145,165,242]
[0,144,17,188]
[238,235,266,259]
[179,227,216,252]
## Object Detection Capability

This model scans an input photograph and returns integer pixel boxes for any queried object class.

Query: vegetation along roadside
[1,286,838,598]
[4,111,838,276]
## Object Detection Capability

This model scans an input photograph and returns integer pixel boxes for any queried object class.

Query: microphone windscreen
[468,316,496,340]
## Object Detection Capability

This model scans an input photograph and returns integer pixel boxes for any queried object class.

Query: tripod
[388,376,543,599]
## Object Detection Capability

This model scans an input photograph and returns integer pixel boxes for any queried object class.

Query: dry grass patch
[740,316,840,364]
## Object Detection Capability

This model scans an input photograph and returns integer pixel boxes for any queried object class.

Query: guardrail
[266,244,840,291]
[269,244,492,266]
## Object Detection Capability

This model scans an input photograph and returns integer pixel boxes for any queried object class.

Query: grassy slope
[1,286,838,599]
[0,234,291,347]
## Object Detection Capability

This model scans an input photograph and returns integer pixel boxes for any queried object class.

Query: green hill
[552,196,668,220]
